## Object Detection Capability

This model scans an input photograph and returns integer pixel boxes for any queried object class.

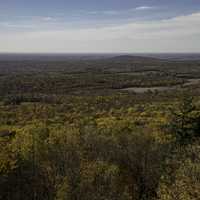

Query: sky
[0,0,200,53]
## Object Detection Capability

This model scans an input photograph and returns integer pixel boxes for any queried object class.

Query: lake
[121,78,200,93]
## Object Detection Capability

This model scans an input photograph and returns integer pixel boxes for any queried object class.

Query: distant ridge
[0,53,113,61]
[107,55,167,63]
[0,53,200,62]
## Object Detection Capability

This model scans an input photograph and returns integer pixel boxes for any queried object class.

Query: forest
[0,55,200,200]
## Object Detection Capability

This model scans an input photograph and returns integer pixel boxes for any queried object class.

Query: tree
[158,143,200,200]
[170,95,200,144]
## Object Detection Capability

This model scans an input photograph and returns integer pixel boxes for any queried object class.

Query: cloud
[135,6,155,11]
[41,17,57,22]
[0,12,200,53]
[87,6,157,16]
[102,10,119,15]
[0,22,36,29]
[87,10,119,16]
[0,16,58,30]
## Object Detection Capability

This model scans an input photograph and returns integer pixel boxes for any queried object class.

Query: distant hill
[144,53,200,61]
[0,53,114,61]
[0,53,200,62]
[107,55,167,63]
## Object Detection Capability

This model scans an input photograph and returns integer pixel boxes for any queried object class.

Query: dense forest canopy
[0,55,200,200]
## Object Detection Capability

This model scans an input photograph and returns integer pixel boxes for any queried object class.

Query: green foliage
[170,95,200,144]
[158,144,200,200]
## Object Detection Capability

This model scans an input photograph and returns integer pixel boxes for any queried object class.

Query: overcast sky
[0,0,200,53]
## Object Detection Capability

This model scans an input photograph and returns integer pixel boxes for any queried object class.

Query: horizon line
[0,52,200,55]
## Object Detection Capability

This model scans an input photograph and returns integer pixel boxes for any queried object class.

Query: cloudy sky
[0,0,200,53]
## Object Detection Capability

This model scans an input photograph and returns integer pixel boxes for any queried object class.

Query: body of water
[121,78,200,93]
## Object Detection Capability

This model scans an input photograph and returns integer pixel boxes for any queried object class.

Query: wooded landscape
[0,55,200,199]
